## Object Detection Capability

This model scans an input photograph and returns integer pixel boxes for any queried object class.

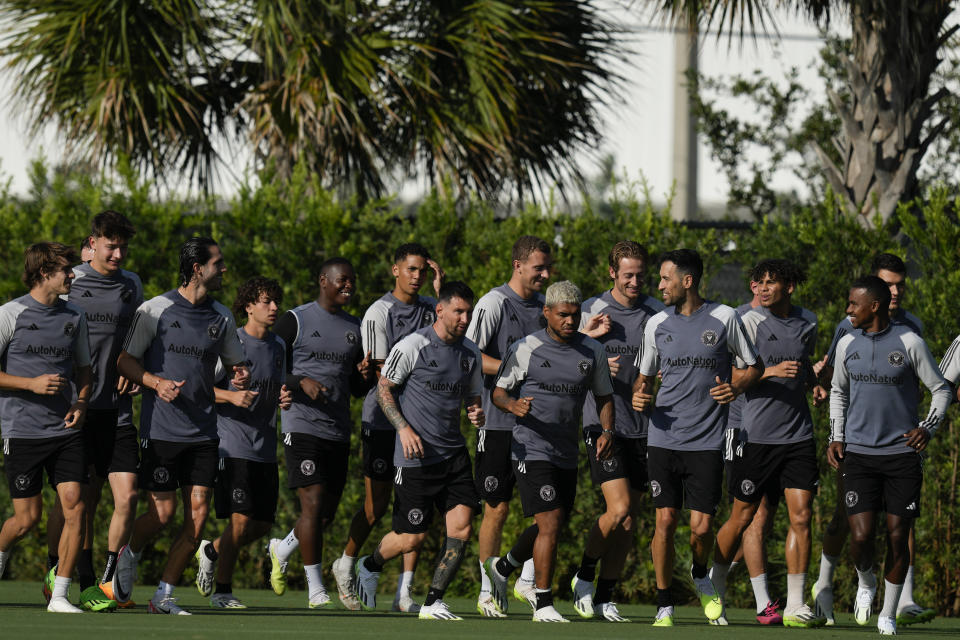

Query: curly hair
[749,259,807,288]
[233,276,284,317]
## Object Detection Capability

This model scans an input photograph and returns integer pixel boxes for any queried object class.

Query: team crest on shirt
[63,321,76,336]
[539,485,556,502]
[120,288,134,303]
[460,358,471,373]
[232,488,246,504]
[578,360,592,375]
[888,351,905,367]
[372,458,387,475]
[153,466,170,484]
[741,479,756,496]
[208,323,222,340]
[407,508,424,525]
[845,490,859,508]
[14,474,30,491]
[701,330,718,346]
[602,458,618,473]
[484,475,499,493]
[650,480,662,497]
[300,460,316,476]
[345,331,359,345]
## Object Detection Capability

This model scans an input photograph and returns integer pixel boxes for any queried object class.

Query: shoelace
[761,600,781,616]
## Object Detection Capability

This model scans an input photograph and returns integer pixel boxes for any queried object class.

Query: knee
[790,507,812,531]
[690,520,712,540]
[115,491,138,517]
[367,499,388,523]
[15,511,42,535]
[401,533,427,554]
[537,516,562,539]
[848,525,871,547]
[655,510,679,535]
[608,502,631,527]
[888,526,909,552]
[449,523,472,540]
[486,502,509,523]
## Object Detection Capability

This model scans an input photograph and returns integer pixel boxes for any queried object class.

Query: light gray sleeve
[215,302,245,367]
[590,341,615,396]
[636,313,664,376]
[802,312,819,360]
[578,296,607,332]
[382,334,428,386]
[903,332,951,435]
[122,297,170,359]
[720,307,759,366]
[495,340,532,391]
[361,299,391,360]
[71,309,91,367]
[828,335,853,442]
[736,310,763,368]
[466,342,484,397]
[466,291,503,351]
[940,334,960,385]
[0,302,24,359]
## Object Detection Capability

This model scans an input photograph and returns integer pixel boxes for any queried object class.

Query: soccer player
[568,241,663,622]
[266,258,374,608]
[631,248,762,626]
[811,253,931,626]
[331,243,443,612]
[709,259,825,627]
[469,235,552,616]
[827,275,950,636]
[193,277,292,608]
[116,236,249,615]
[483,280,614,623]
[941,333,960,398]
[0,242,92,613]
[353,281,484,620]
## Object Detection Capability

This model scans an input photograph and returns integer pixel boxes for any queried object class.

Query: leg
[76,474,104,590]
[129,491,177,553]
[106,472,138,553]
[651,507,679,590]
[713,499,760,564]
[421,505,473,613]
[783,488,814,616]
[344,477,391,557]
[477,501,509,563]
[46,496,64,569]
[883,514,911,585]
[531,509,563,591]
[215,513,271,586]
[0,495,44,552]
[54,482,85,579]
[160,485,211,585]
[294,484,326,566]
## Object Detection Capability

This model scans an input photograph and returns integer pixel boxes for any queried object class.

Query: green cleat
[652,606,675,627]
[896,603,936,626]
[783,604,827,628]
[80,585,118,612]
[42,567,56,604]
[691,570,723,621]
[266,538,288,596]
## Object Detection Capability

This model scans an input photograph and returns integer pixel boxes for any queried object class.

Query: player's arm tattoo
[377,376,412,432]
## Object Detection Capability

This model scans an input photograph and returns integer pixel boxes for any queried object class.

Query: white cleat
[878,615,897,635]
[533,604,569,622]
[210,593,247,609]
[811,582,835,625]
[114,544,137,604]
[331,556,360,610]
[354,557,380,611]
[418,600,462,620]
[308,587,332,609]
[571,575,595,619]
[855,583,877,626]
[195,540,216,597]
[148,594,191,615]
[47,597,83,613]
[476,594,507,618]
[513,579,537,610]
[393,591,421,613]
[595,601,630,622]
[481,558,508,614]
[708,612,729,626]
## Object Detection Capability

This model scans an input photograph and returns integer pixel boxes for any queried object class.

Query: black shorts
[392,448,478,534]
[140,439,219,492]
[647,446,724,515]
[474,429,516,506]
[361,426,395,482]
[83,409,140,478]
[514,460,578,517]
[3,433,88,498]
[214,458,279,522]
[730,439,818,504]
[842,451,923,518]
[584,430,648,490]
[283,433,349,520]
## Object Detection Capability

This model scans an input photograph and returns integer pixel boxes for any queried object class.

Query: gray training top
[215,328,287,463]
[382,326,483,468]
[361,292,437,430]
[467,284,545,432]
[830,323,950,455]
[941,334,960,385]
[637,301,759,451]
[123,290,244,442]
[826,309,923,368]
[580,290,665,438]
[0,294,91,439]
[496,329,613,469]
[279,302,363,442]
[739,305,818,444]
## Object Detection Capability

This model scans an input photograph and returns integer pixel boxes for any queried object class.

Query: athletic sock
[495,552,521,579]
[101,551,119,584]
[156,580,174,599]
[595,578,617,605]
[305,564,325,600]
[424,587,443,607]
[77,549,96,590]
[215,581,232,595]
[479,559,491,595]
[786,573,806,612]
[657,587,672,608]
[47,553,59,572]
[535,588,553,610]
[898,565,916,607]
[881,580,903,618]
[340,551,355,563]
[52,576,71,600]
[276,529,299,562]
[519,558,535,583]
[815,552,838,589]
[203,542,219,562]
[750,573,771,613]
[397,570,413,598]
[364,554,384,573]
[577,552,599,583]
[691,560,708,580]
[710,562,731,598]
[857,567,877,590]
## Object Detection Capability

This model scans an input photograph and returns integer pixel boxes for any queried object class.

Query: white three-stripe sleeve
[466,291,503,351]
[940,334,960,386]
[494,337,536,391]
[361,299,391,360]
[902,332,951,435]
[122,296,172,359]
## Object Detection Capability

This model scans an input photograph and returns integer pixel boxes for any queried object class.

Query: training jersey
[361,292,437,430]
[0,295,91,439]
[637,301,759,451]
[215,328,286,463]
[123,290,244,442]
[580,290,664,438]
[276,302,363,442]
[739,305,818,444]
[496,329,613,469]
[826,309,923,368]
[381,326,482,467]
[68,263,143,425]
[467,284,545,432]
[941,334,960,385]
[830,323,950,455]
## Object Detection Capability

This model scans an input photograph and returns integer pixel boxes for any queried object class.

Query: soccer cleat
[783,603,827,628]
[476,595,507,618]
[114,544,137,604]
[98,581,135,608]
[855,583,877,626]
[708,613,729,626]
[354,556,380,611]
[756,599,783,625]
[652,605,675,627]
[308,587,333,609]
[571,574,595,619]
[513,579,537,610]
[811,582,835,626]
[691,567,724,621]
[532,604,569,622]
[896,603,936,626]
[419,600,462,620]
[331,555,360,611]
[267,538,288,596]
[595,601,630,622]
[878,615,897,635]
[148,594,191,615]
[392,591,421,613]
[80,585,118,612]
[481,558,508,615]
[47,596,84,613]
[42,567,56,604]
[210,593,248,609]
[195,540,216,597]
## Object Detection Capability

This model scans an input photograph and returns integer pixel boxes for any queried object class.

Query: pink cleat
[757,599,784,625]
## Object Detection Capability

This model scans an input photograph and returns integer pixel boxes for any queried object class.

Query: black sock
[47,553,59,572]
[495,556,516,578]
[595,578,617,604]
[365,552,385,573]
[101,551,118,584]
[577,552,600,583]
[204,543,219,562]
[77,549,96,590]
[657,588,672,608]
[691,561,708,579]
[215,581,232,595]
[535,589,554,610]
[424,587,443,607]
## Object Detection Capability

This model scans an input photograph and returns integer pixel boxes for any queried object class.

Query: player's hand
[116,375,133,395]
[509,396,534,418]
[607,355,621,377]
[582,313,611,339]
[278,384,293,410]
[812,353,828,377]
[632,389,652,412]
[155,378,185,403]
[127,382,142,397]
[466,403,485,427]
[812,385,828,407]
[30,373,67,396]
[709,376,737,404]
[300,377,328,403]
[826,441,845,469]
[428,259,446,296]
[903,427,931,452]
[231,365,251,390]
[230,389,259,409]
[63,400,87,429]
[397,426,424,459]
[768,360,800,378]
[357,351,375,381]
[596,431,614,460]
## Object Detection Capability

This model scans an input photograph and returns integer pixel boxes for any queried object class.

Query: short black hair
[851,275,891,311]
[660,249,703,287]
[750,259,806,288]
[233,276,284,317]
[512,236,551,263]
[319,257,353,280]
[394,243,431,264]
[91,210,136,241]
[870,253,906,276]
[437,280,474,305]
[178,237,218,286]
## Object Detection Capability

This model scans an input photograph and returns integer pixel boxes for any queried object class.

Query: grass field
[0,580,956,639]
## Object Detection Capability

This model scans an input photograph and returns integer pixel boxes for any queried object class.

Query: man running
[632,248,762,626]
